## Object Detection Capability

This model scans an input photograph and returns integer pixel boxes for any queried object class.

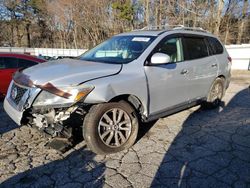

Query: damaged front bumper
[4,70,90,139]
[4,80,85,140]
[4,80,41,125]
[4,97,23,125]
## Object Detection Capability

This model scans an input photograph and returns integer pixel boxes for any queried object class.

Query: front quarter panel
[84,62,149,116]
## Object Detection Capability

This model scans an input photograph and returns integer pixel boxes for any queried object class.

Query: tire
[83,101,139,154]
[203,77,225,109]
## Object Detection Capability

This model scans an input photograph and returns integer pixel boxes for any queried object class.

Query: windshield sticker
[132,37,150,42]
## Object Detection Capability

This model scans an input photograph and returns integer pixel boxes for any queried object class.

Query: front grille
[10,83,28,105]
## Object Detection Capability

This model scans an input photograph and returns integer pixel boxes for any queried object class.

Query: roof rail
[137,24,185,31]
[134,25,208,33]
[173,26,208,33]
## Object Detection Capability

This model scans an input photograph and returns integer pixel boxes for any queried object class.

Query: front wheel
[83,101,139,154]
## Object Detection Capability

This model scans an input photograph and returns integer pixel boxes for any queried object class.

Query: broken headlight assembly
[33,83,94,107]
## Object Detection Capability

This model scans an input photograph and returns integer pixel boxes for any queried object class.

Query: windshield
[80,35,156,64]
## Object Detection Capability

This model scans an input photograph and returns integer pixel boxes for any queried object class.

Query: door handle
[211,63,217,67]
[181,69,188,75]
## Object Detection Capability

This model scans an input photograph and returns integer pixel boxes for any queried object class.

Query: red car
[0,53,46,97]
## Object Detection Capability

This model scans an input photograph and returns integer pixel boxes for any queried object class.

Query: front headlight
[33,85,94,107]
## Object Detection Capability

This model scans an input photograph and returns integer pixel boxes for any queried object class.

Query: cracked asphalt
[0,72,249,188]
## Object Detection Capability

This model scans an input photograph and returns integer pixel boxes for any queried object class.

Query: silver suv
[4,27,231,154]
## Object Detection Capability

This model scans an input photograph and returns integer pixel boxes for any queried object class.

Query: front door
[144,37,190,115]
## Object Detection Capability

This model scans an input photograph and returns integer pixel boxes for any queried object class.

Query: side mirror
[151,53,171,65]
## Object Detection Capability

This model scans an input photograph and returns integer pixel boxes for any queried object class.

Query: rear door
[207,37,230,79]
[0,57,19,95]
[144,36,190,115]
[182,36,218,100]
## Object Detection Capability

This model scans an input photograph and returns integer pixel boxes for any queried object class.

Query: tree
[237,0,249,44]
[214,0,225,36]
[0,0,249,48]
[112,1,135,30]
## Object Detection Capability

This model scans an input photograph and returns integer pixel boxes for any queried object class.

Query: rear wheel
[203,78,224,108]
[83,101,138,154]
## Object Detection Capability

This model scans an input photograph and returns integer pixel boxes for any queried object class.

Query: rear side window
[207,37,224,54]
[1,57,19,69]
[18,58,38,68]
[183,37,209,60]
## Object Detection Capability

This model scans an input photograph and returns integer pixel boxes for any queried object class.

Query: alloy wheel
[98,108,132,148]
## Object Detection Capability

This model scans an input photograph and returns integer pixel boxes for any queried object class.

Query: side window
[207,37,224,54]
[155,37,184,63]
[184,37,209,60]
[3,57,18,69]
[18,58,38,68]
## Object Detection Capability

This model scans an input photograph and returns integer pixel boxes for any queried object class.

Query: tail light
[228,56,232,63]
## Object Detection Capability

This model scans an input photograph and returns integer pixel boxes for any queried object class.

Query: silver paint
[4,29,231,125]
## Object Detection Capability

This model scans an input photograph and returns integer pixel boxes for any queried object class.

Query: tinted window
[18,58,38,68]
[207,37,224,54]
[184,37,209,60]
[155,37,184,63]
[0,57,19,69]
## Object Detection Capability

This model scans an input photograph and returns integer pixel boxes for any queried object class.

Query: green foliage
[112,1,134,22]
[27,0,46,14]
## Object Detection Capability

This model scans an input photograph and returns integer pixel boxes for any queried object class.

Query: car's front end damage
[4,58,123,143]
[3,33,153,154]
[4,78,41,126]
[4,70,95,144]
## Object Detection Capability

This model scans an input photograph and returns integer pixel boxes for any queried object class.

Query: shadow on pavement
[151,88,250,187]
[1,88,249,187]
[137,120,158,142]
[0,146,106,187]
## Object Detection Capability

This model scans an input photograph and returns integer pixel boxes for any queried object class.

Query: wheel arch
[206,75,226,101]
[209,75,226,91]
[108,94,145,120]
[218,74,226,80]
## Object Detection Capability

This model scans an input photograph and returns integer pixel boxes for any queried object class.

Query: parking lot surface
[0,74,249,188]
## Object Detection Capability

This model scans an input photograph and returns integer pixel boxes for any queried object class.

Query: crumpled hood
[23,58,122,86]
